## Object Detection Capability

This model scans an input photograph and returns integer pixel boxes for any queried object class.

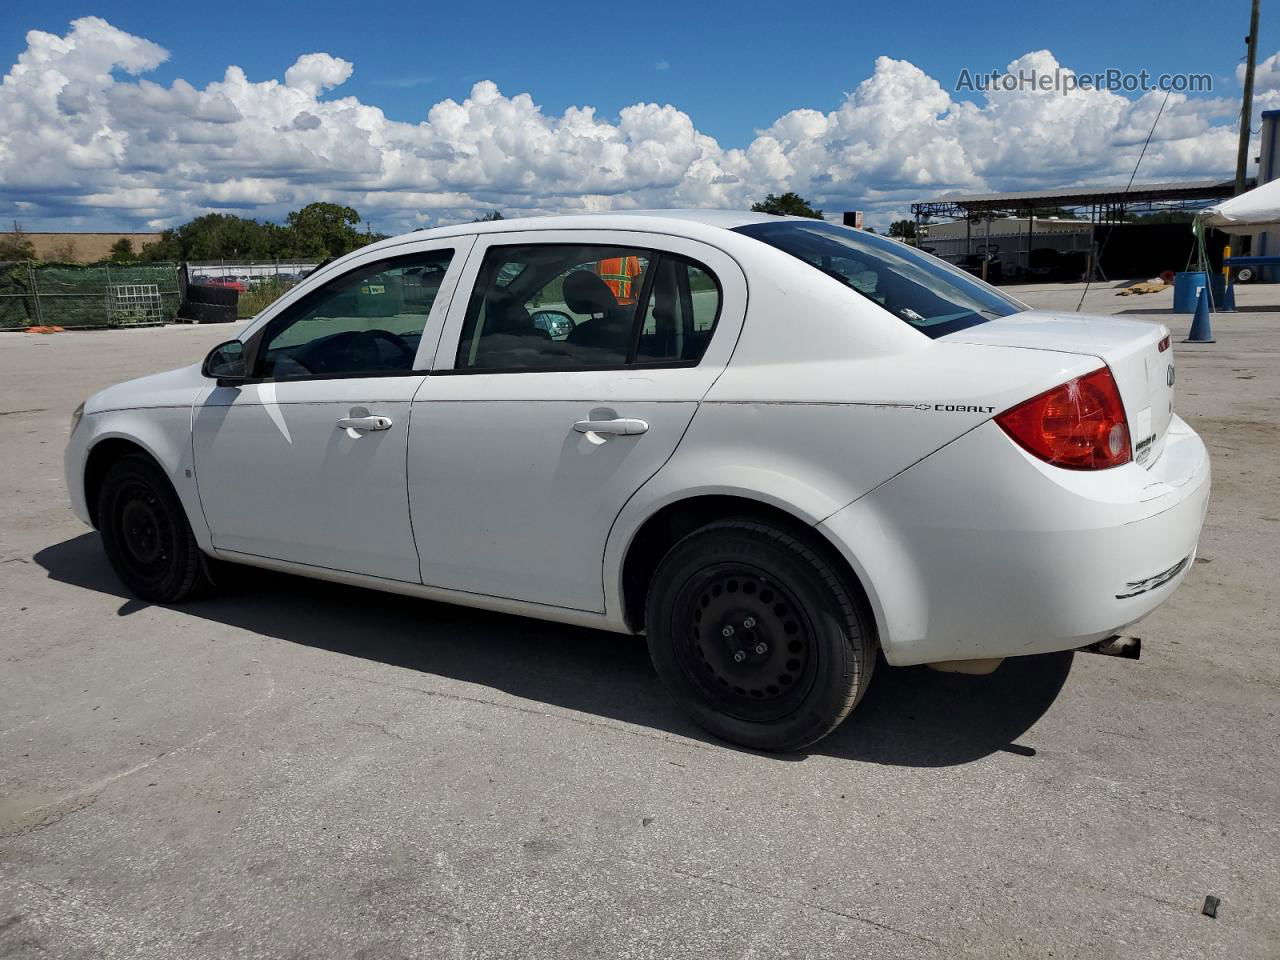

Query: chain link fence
[187,258,322,282]
[0,261,182,330]
[185,259,323,319]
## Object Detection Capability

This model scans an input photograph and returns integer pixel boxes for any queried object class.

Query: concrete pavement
[1,286,1277,959]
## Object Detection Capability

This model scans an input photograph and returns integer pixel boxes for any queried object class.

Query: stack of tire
[181,283,238,324]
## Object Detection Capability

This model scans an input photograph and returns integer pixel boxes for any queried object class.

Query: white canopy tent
[1198,178,1280,235]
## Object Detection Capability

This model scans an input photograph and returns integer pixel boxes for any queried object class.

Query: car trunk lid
[945,310,1175,468]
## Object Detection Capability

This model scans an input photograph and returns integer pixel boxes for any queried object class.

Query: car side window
[634,257,721,364]
[456,244,651,371]
[257,250,453,380]
[455,244,721,371]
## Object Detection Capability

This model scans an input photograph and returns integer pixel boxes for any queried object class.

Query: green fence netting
[0,261,182,330]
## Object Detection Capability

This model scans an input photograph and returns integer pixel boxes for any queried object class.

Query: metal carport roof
[912,178,1249,220]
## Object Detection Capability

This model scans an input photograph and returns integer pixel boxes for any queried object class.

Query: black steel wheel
[97,453,209,603]
[680,565,819,723]
[646,519,876,752]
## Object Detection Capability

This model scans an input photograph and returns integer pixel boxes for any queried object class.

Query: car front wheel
[645,519,876,752]
[97,453,209,603]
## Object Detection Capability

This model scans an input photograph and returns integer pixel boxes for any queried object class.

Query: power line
[1075,89,1173,312]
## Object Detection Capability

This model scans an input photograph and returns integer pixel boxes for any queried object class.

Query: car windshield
[733,220,1025,339]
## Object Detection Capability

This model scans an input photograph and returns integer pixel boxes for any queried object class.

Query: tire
[181,301,237,324]
[645,519,876,752]
[1236,267,1254,284]
[97,453,210,603]
[186,284,240,307]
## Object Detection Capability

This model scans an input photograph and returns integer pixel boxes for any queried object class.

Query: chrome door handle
[573,418,648,436]
[337,415,393,436]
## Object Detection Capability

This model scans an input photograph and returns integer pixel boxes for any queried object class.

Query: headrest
[563,270,618,316]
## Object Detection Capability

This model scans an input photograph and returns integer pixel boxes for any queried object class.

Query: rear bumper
[820,414,1210,666]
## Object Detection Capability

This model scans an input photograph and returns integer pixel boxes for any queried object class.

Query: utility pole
[1235,0,1261,195]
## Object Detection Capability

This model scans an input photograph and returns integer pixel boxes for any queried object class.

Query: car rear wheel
[645,519,875,752]
[97,453,210,603]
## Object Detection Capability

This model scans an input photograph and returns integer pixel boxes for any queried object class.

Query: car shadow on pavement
[35,533,1073,769]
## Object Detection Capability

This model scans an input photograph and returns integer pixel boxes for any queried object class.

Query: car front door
[408,230,745,612]
[192,237,473,582]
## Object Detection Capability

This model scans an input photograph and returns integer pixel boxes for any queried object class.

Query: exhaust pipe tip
[1081,634,1141,660]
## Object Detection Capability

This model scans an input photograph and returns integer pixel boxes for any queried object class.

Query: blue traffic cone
[1220,281,1237,313]
[1183,286,1216,343]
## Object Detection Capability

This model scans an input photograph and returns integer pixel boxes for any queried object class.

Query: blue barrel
[1173,271,1207,313]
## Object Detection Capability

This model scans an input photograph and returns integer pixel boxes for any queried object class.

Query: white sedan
[64,211,1210,751]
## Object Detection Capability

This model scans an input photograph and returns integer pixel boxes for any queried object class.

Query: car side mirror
[202,339,247,385]
[530,309,576,339]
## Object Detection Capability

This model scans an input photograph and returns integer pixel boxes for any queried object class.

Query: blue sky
[1,2,1275,231]
[2,0,1264,146]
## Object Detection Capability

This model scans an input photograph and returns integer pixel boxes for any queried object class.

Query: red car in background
[192,275,248,293]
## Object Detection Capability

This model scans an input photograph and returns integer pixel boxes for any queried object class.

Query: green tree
[473,210,505,222]
[108,237,135,262]
[286,202,367,258]
[888,220,916,239]
[140,204,384,262]
[0,221,36,260]
[143,213,275,261]
[140,230,182,262]
[750,192,823,219]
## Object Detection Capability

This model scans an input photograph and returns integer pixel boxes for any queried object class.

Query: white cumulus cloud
[284,52,354,95]
[0,17,1259,233]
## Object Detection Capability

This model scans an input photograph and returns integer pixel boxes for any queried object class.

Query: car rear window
[733,220,1024,339]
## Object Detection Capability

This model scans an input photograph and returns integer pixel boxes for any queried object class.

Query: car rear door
[191,236,473,582]
[408,229,746,612]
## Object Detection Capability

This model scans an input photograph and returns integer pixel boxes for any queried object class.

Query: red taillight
[996,367,1131,470]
